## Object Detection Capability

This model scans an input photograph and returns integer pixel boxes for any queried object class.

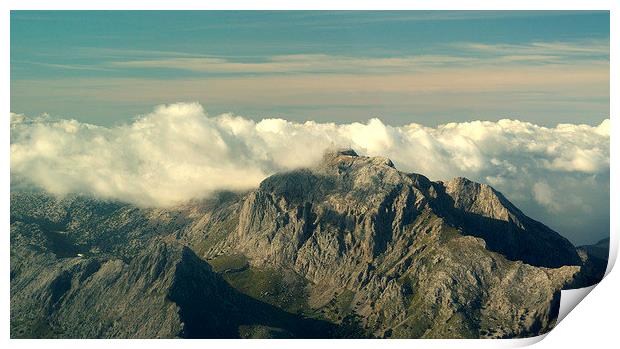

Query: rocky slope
[575,238,610,286]
[10,227,337,338]
[10,149,604,338]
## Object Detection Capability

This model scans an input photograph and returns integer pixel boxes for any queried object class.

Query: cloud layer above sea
[10,103,609,244]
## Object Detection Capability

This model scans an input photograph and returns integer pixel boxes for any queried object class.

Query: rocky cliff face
[10,149,602,339]
[226,150,579,267]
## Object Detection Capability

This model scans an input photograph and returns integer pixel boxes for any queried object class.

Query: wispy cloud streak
[101,40,608,74]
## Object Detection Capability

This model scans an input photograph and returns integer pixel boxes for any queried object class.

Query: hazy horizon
[11,11,609,126]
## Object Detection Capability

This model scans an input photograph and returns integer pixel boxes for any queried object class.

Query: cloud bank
[10,103,609,244]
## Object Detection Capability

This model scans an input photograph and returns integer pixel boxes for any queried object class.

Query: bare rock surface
[10,149,601,338]
[11,228,336,338]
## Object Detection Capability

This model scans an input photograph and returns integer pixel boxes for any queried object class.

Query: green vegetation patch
[314,289,357,323]
[208,254,249,273]
[221,264,311,315]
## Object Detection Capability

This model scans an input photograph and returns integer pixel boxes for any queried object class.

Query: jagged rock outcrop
[204,149,582,337]
[438,176,580,268]
[10,149,600,339]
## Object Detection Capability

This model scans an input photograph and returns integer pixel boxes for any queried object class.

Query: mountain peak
[321,149,395,171]
[447,176,474,185]
[334,148,359,157]
[443,176,520,223]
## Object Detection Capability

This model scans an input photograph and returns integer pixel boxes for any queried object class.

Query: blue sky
[11,11,609,126]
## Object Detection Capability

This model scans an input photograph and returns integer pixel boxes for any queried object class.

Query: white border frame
[2,2,616,348]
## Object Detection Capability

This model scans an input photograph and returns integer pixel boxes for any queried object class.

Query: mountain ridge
[10,149,604,338]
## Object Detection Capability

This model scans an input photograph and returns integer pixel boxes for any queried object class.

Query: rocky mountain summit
[10,149,606,338]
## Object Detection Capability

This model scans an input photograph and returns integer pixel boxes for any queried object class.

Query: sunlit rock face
[11,150,598,339]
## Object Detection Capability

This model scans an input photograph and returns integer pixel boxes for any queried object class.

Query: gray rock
[11,230,337,338]
[11,149,595,338]
[216,150,582,337]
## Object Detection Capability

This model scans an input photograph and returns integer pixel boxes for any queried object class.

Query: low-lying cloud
[10,102,609,245]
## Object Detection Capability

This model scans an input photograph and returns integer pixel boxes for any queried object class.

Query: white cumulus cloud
[10,102,609,245]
